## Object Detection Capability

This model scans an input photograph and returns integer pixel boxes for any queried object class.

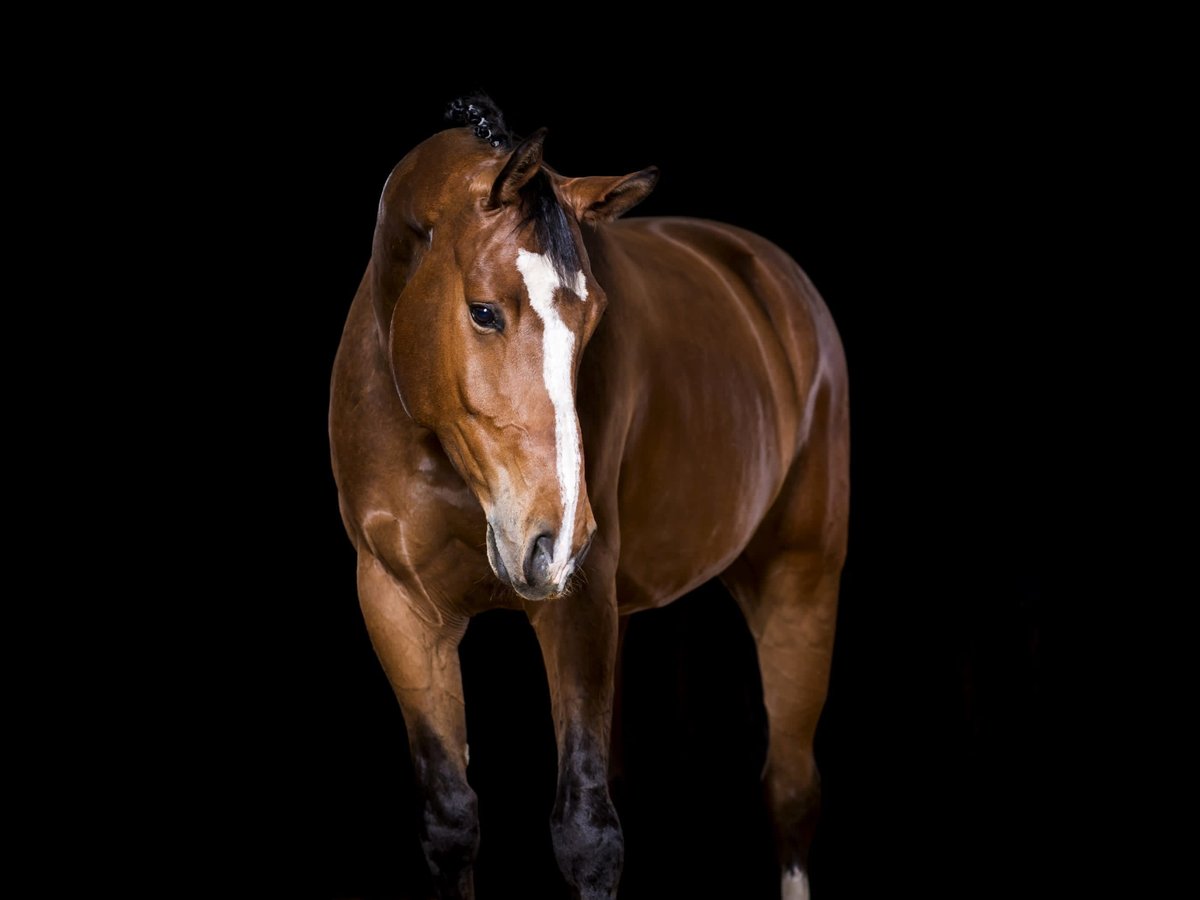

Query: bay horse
[329,97,848,900]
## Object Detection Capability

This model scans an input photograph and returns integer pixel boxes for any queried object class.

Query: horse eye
[469,303,500,329]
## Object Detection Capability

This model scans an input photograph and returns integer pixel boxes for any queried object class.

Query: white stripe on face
[515,249,586,582]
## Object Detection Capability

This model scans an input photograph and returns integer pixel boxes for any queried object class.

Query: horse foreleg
[357,552,477,899]
[527,583,623,900]
[608,617,631,799]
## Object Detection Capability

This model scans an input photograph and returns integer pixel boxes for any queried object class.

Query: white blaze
[515,249,586,580]
[782,866,810,900]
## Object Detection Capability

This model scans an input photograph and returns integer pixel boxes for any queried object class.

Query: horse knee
[550,782,624,897]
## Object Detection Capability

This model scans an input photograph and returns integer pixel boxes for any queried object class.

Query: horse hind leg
[725,547,840,898]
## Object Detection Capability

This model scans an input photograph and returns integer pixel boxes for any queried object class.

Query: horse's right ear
[558,168,659,223]
[488,128,548,208]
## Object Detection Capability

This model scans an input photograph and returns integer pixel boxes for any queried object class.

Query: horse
[329,97,849,900]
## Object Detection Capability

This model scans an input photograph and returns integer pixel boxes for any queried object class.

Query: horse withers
[329,97,848,899]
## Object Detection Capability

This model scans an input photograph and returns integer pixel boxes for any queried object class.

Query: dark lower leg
[409,727,478,898]
[764,749,821,875]
[550,725,624,899]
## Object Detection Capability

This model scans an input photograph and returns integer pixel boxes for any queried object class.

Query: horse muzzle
[485,521,595,601]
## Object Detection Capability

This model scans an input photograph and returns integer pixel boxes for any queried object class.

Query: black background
[216,63,1076,899]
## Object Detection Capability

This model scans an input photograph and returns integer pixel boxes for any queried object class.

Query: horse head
[375,98,657,601]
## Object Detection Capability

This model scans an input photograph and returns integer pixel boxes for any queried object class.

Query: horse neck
[579,222,627,309]
[368,203,430,354]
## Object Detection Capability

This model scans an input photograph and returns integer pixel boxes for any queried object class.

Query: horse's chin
[511,583,563,603]
[495,569,567,603]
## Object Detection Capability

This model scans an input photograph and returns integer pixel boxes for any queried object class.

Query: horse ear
[558,167,659,223]
[488,128,548,208]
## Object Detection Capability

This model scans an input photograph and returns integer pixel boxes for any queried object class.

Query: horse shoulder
[330,273,492,611]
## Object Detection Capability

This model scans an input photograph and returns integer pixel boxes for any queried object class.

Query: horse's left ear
[558,167,659,224]
[489,128,549,208]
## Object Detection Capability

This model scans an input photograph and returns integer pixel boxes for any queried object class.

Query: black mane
[447,95,581,283]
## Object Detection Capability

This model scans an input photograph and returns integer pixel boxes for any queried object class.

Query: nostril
[525,533,554,585]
